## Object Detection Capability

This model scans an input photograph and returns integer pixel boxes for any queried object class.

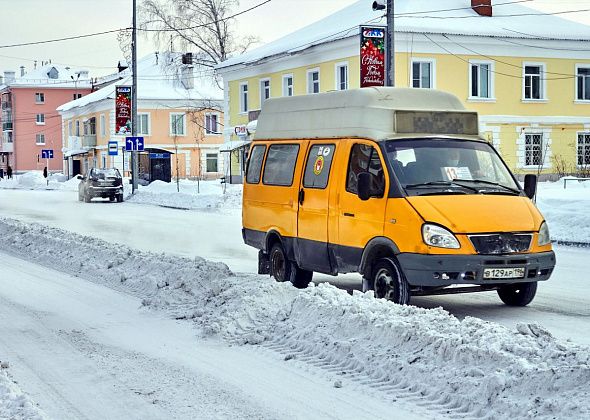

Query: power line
[394,0,535,16]
[402,7,590,19]
[0,29,126,50]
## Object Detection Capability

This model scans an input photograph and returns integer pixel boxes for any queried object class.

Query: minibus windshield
[382,139,521,196]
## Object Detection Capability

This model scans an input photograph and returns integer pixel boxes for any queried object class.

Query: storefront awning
[64,149,89,158]
[220,140,250,152]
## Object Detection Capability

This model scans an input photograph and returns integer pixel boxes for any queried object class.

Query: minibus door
[296,142,337,273]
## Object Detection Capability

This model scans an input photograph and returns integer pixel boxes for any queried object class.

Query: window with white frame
[68,120,72,136]
[75,120,80,136]
[36,113,45,124]
[205,113,220,135]
[524,133,544,166]
[470,61,493,99]
[336,63,348,90]
[282,74,293,97]
[170,113,186,136]
[137,113,150,135]
[36,134,45,145]
[307,69,320,94]
[524,64,545,100]
[206,153,218,172]
[576,66,590,101]
[411,60,434,89]
[239,82,248,113]
[577,132,590,166]
[100,114,106,137]
[35,92,45,103]
[260,79,271,104]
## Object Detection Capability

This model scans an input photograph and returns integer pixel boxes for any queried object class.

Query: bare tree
[139,0,258,67]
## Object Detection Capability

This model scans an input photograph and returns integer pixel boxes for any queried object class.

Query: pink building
[0,64,92,173]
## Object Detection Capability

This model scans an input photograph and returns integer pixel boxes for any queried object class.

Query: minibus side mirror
[523,174,537,199]
[357,172,371,201]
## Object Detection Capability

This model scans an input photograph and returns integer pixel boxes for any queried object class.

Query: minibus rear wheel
[372,258,410,305]
[497,281,537,306]
[269,243,312,289]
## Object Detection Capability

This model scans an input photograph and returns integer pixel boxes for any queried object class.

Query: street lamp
[70,73,81,99]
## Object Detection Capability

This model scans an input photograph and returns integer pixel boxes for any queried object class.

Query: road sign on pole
[41,149,54,159]
[125,136,144,152]
[108,141,119,156]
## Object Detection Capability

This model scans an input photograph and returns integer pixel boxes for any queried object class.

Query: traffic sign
[125,136,144,151]
[108,141,119,156]
[41,149,54,159]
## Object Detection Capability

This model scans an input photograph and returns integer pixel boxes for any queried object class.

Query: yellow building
[58,53,224,180]
[216,0,590,178]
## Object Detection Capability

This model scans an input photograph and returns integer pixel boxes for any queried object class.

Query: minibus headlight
[422,224,460,249]
[538,222,551,246]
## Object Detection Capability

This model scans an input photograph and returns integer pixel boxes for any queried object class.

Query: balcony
[82,134,97,148]
[0,141,13,153]
[2,122,12,131]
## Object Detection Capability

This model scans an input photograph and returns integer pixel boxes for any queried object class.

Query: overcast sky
[0,0,589,77]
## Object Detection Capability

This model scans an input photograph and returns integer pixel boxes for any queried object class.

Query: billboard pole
[131,0,139,193]
[386,0,394,87]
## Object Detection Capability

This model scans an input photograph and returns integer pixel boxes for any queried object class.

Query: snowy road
[0,251,418,420]
[0,188,589,345]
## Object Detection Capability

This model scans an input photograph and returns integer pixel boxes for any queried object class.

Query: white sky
[0,0,589,78]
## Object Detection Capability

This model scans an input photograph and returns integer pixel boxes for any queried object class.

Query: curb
[553,240,590,248]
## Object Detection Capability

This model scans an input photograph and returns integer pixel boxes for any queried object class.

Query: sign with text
[115,86,132,135]
[360,26,386,88]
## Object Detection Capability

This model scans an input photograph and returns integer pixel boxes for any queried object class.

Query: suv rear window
[262,144,299,186]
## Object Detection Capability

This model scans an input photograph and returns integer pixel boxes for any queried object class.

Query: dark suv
[78,168,124,202]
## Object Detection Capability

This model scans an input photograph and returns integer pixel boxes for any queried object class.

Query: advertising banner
[115,86,132,135]
[360,26,386,88]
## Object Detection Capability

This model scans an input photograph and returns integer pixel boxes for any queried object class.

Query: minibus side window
[303,144,335,189]
[346,144,385,196]
[246,145,266,184]
[262,144,300,186]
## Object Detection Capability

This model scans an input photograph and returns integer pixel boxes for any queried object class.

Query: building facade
[0,65,92,173]
[58,53,224,180]
[216,0,590,178]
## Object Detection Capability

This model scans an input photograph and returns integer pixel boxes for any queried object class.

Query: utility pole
[386,0,394,86]
[131,0,139,193]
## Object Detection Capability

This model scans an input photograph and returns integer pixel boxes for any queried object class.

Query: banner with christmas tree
[115,86,132,135]
[360,26,386,88]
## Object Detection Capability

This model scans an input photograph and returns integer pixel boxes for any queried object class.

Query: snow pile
[127,179,242,211]
[0,171,80,192]
[0,217,589,419]
[536,179,590,244]
[0,366,48,420]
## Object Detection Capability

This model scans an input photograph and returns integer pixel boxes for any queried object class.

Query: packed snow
[0,217,589,420]
[0,366,48,420]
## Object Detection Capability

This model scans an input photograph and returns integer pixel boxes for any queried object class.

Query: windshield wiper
[404,181,480,193]
[451,179,520,195]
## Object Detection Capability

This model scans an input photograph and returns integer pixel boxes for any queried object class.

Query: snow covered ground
[1,175,590,419]
[0,365,47,420]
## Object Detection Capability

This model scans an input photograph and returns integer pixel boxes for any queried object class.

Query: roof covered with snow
[1,64,92,89]
[217,0,590,70]
[58,52,223,113]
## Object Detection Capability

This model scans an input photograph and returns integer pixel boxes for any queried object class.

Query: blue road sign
[125,136,145,152]
[108,141,119,156]
[41,149,54,159]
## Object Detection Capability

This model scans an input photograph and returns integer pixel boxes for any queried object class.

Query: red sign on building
[360,26,386,88]
[115,86,132,135]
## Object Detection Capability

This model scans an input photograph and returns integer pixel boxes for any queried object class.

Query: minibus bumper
[397,251,556,287]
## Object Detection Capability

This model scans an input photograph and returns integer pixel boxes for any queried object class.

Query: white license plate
[483,267,525,279]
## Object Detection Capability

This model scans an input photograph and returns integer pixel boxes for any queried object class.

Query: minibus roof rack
[254,87,482,142]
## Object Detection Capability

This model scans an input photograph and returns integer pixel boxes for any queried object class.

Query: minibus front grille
[469,234,532,255]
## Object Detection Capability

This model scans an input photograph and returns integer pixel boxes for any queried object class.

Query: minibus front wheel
[497,281,537,307]
[269,243,312,289]
[372,258,411,305]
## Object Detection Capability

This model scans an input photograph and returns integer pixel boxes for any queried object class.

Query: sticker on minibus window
[313,155,325,175]
[442,167,473,181]
[318,146,331,156]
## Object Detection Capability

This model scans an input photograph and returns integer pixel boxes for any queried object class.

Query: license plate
[483,267,525,279]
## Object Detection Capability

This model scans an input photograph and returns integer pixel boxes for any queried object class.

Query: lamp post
[131,0,139,193]
[372,0,394,86]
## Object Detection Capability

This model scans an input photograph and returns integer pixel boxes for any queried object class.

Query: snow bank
[0,217,588,419]
[537,179,590,244]
[0,171,80,192]
[127,179,242,211]
[0,366,48,420]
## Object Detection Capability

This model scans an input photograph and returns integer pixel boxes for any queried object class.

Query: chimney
[20,66,25,77]
[181,66,194,90]
[4,71,16,84]
[472,0,492,17]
